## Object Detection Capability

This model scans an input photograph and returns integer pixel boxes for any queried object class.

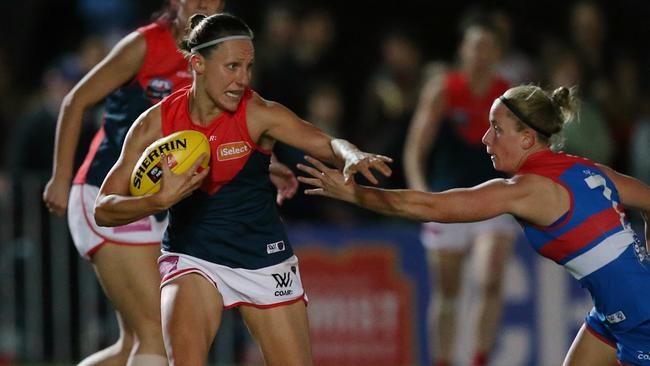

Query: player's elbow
[93,197,117,227]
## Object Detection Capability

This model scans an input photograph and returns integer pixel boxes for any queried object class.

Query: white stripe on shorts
[564,230,635,280]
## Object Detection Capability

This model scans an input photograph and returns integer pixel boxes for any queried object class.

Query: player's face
[201,40,254,112]
[175,0,225,27]
[482,100,527,174]
[460,26,501,73]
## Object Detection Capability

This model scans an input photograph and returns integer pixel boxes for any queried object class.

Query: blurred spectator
[601,53,643,172]
[489,7,537,85]
[354,28,423,189]
[545,47,614,165]
[569,0,611,103]
[7,56,96,180]
[631,96,650,186]
[292,6,339,88]
[277,81,363,223]
[0,47,20,167]
[78,0,135,44]
[255,3,340,116]
[253,2,302,112]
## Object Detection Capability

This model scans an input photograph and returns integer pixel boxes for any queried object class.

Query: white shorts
[158,252,307,308]
[68,184,168,260]
[421,214,519,251]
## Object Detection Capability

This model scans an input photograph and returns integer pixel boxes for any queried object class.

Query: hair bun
[551,86,570,110]
[189,13,208,30]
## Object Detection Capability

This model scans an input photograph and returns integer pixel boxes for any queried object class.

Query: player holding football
[42,1,294,365]
[93,13,392,366]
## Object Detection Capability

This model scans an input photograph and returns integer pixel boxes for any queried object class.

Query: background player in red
[403,15,517,366]
[41,1,293,365]
[93,13,392,366]
[298,84,650,366]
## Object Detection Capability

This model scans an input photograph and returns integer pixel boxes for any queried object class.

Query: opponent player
[403,16,517,366]
[42,1,295,365]
[93,13,392,365]
[298,84,650,366]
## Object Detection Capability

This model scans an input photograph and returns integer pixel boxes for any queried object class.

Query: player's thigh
[160,273,224,364]
[428,249,466,297]
[239,300,312,366]
[563,324,618,366]
[471,231,515,288]
[92,243,162,329]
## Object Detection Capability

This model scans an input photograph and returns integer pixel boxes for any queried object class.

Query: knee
[132,315,164,344]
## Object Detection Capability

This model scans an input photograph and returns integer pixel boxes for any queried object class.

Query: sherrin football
[129,130,210,196]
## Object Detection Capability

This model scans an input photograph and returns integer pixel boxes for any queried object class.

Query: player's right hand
[156,153,209,208]
[43,177,70,217]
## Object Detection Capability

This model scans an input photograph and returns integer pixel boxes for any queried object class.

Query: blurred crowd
[0,0,649,224]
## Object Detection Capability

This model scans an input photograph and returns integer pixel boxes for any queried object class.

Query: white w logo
[272,273,293,288]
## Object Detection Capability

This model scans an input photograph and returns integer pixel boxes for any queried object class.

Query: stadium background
[0,0,649,365]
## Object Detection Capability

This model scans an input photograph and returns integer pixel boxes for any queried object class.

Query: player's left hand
[343,152,392,185]
[269,160,298,205]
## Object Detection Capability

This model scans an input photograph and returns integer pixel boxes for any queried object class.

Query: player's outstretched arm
[248,94,392,185]
[298,156,549,224]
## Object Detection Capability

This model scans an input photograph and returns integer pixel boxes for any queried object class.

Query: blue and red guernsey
[74,21,193,187]
[518,150,650,331]
[159,86,293,270]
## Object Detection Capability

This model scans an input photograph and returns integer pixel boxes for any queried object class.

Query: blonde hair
[502,85,579,148]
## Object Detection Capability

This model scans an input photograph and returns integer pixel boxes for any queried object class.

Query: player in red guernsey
[93,13,392,366]
[404,16,516,366]
[299,84,650,366]
[43,2,229,366]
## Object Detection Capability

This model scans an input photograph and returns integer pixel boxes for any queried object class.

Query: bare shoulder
[508,173,571,225]
[247,92,293,121]
[125,104,163,151]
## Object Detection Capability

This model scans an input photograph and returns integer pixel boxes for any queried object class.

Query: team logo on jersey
[272,271,293,296]
[267,241,286,254]
[146,78,173,100]
[605,311,626,324]
[217,141,251,161]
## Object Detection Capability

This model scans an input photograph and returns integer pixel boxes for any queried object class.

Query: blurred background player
[403,13,518,366]
[43,1,227,365]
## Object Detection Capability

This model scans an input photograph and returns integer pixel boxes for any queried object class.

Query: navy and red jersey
[518,150,650,332]
[160,86,293,269]
[74,21,192,187]
[428,72,509,191]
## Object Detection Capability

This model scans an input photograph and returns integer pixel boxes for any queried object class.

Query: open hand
[297,156,356,203]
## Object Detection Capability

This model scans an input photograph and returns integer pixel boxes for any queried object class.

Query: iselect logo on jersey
[217,141,251,161]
